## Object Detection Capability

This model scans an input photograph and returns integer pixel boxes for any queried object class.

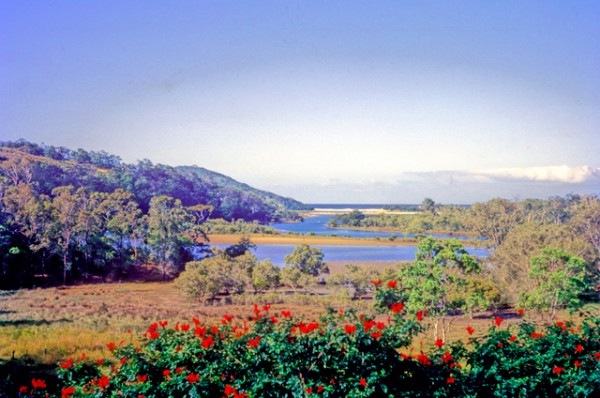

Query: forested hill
[0,140,306,222]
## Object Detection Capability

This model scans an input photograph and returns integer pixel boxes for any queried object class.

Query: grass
[1,280,598,395]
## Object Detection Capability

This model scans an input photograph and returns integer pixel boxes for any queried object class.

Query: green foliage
[204,218,280,234]
[519,248,589,318]
[251,259,280,292]
[175,250,259,301]
[398,237,483,341]
[284,244,329,277]
[26,299,599,397]
[280,267,317,292]
[328,210,366,228]
[327,264,380,299]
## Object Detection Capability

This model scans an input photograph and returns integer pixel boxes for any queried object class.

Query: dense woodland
[0,140,304,288]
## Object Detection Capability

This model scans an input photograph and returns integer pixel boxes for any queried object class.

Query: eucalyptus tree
[398,237,482,341]
[2,183,54,274]
[284,244,328,277]
[467,198,522,249]
[519,247,588,319]
[50,186,85,285]
[147,195,196,278]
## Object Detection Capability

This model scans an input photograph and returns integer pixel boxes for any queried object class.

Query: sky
[1,1,599,204]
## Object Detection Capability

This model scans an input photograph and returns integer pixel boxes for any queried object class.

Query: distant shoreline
[207,234,419,246]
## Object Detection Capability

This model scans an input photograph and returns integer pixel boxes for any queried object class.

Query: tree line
[0,140,305,222]
[0,181,213,288]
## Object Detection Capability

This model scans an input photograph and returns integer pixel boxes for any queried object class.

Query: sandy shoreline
[207,234,419,246]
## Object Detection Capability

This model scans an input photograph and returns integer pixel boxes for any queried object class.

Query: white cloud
[477,165,599,183]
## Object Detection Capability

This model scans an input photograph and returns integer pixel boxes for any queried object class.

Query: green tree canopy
[284,244,328,277]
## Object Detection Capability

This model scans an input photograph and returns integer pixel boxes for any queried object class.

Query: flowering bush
[16,287,600,397]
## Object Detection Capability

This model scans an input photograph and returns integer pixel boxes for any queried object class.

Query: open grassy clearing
[3,280,597,367]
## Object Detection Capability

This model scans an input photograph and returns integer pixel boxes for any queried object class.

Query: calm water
[271,214,477,240]
[216,244,488,266]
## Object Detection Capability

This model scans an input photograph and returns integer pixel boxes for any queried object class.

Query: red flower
[19,386,28,393]
[371,332,382,339]
[417,310,425,321]
[186,373,200,384]
[363,320,375,332]
[163,369,171,377]
[509,335,517,342]
[345,324,357,334]
[447,376,455,384]
[317,385,324,393]
[574,360,582,367]
[417,352,432,366]
[180,323,190,331]
[281,310,292,318]
[305,387,313,394]
[61,386,75,397]
[531,332,544,339]
[575,344,583,353]
[262,304,271,312]
[60,357,73,369]
[137,375,147,383]
[224,384,237,396]
[466,326,475,335]
[435,339,444,348]
[376,321,386,330]
[202,336,215,348]
[248,336,262,348]
[441,351,453,364]
[552,366,564,375]
[106,342,116,351]
[387,280,397,288]
[517,308,525,315]
[96,359,104,365]
[97,375,110,389]
[494,316,503,327]
[31,379,46,389]
[360,378,367,387]
[371,279,382,286]
[497,343,504,348]
[391,302,404,313]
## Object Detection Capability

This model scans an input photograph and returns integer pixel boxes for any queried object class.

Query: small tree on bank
[284,244,328,277]
[519,247,588,319]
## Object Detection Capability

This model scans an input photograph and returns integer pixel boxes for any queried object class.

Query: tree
[327,264,380,299]
[174,249,258,301]
[251,259,280,292]
[519,248,588,319]
[224,236,256,258]
[280,266,317,292]
[421,198,437,215]
[284,244,328,276]
[147,196,194,279]
[398,237,482,341]
[2,183,55,274]
[50,186,84,285]
[467,198,522,249]
[490,223,592,305]
[175,258,224,301]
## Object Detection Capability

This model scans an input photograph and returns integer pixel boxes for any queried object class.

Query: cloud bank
[263,165,600,203]
[476,165,599,184]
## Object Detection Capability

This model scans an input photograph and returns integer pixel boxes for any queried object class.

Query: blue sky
[1,1,599,203]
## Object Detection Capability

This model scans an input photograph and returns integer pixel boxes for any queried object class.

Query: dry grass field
[1,277,598,395]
